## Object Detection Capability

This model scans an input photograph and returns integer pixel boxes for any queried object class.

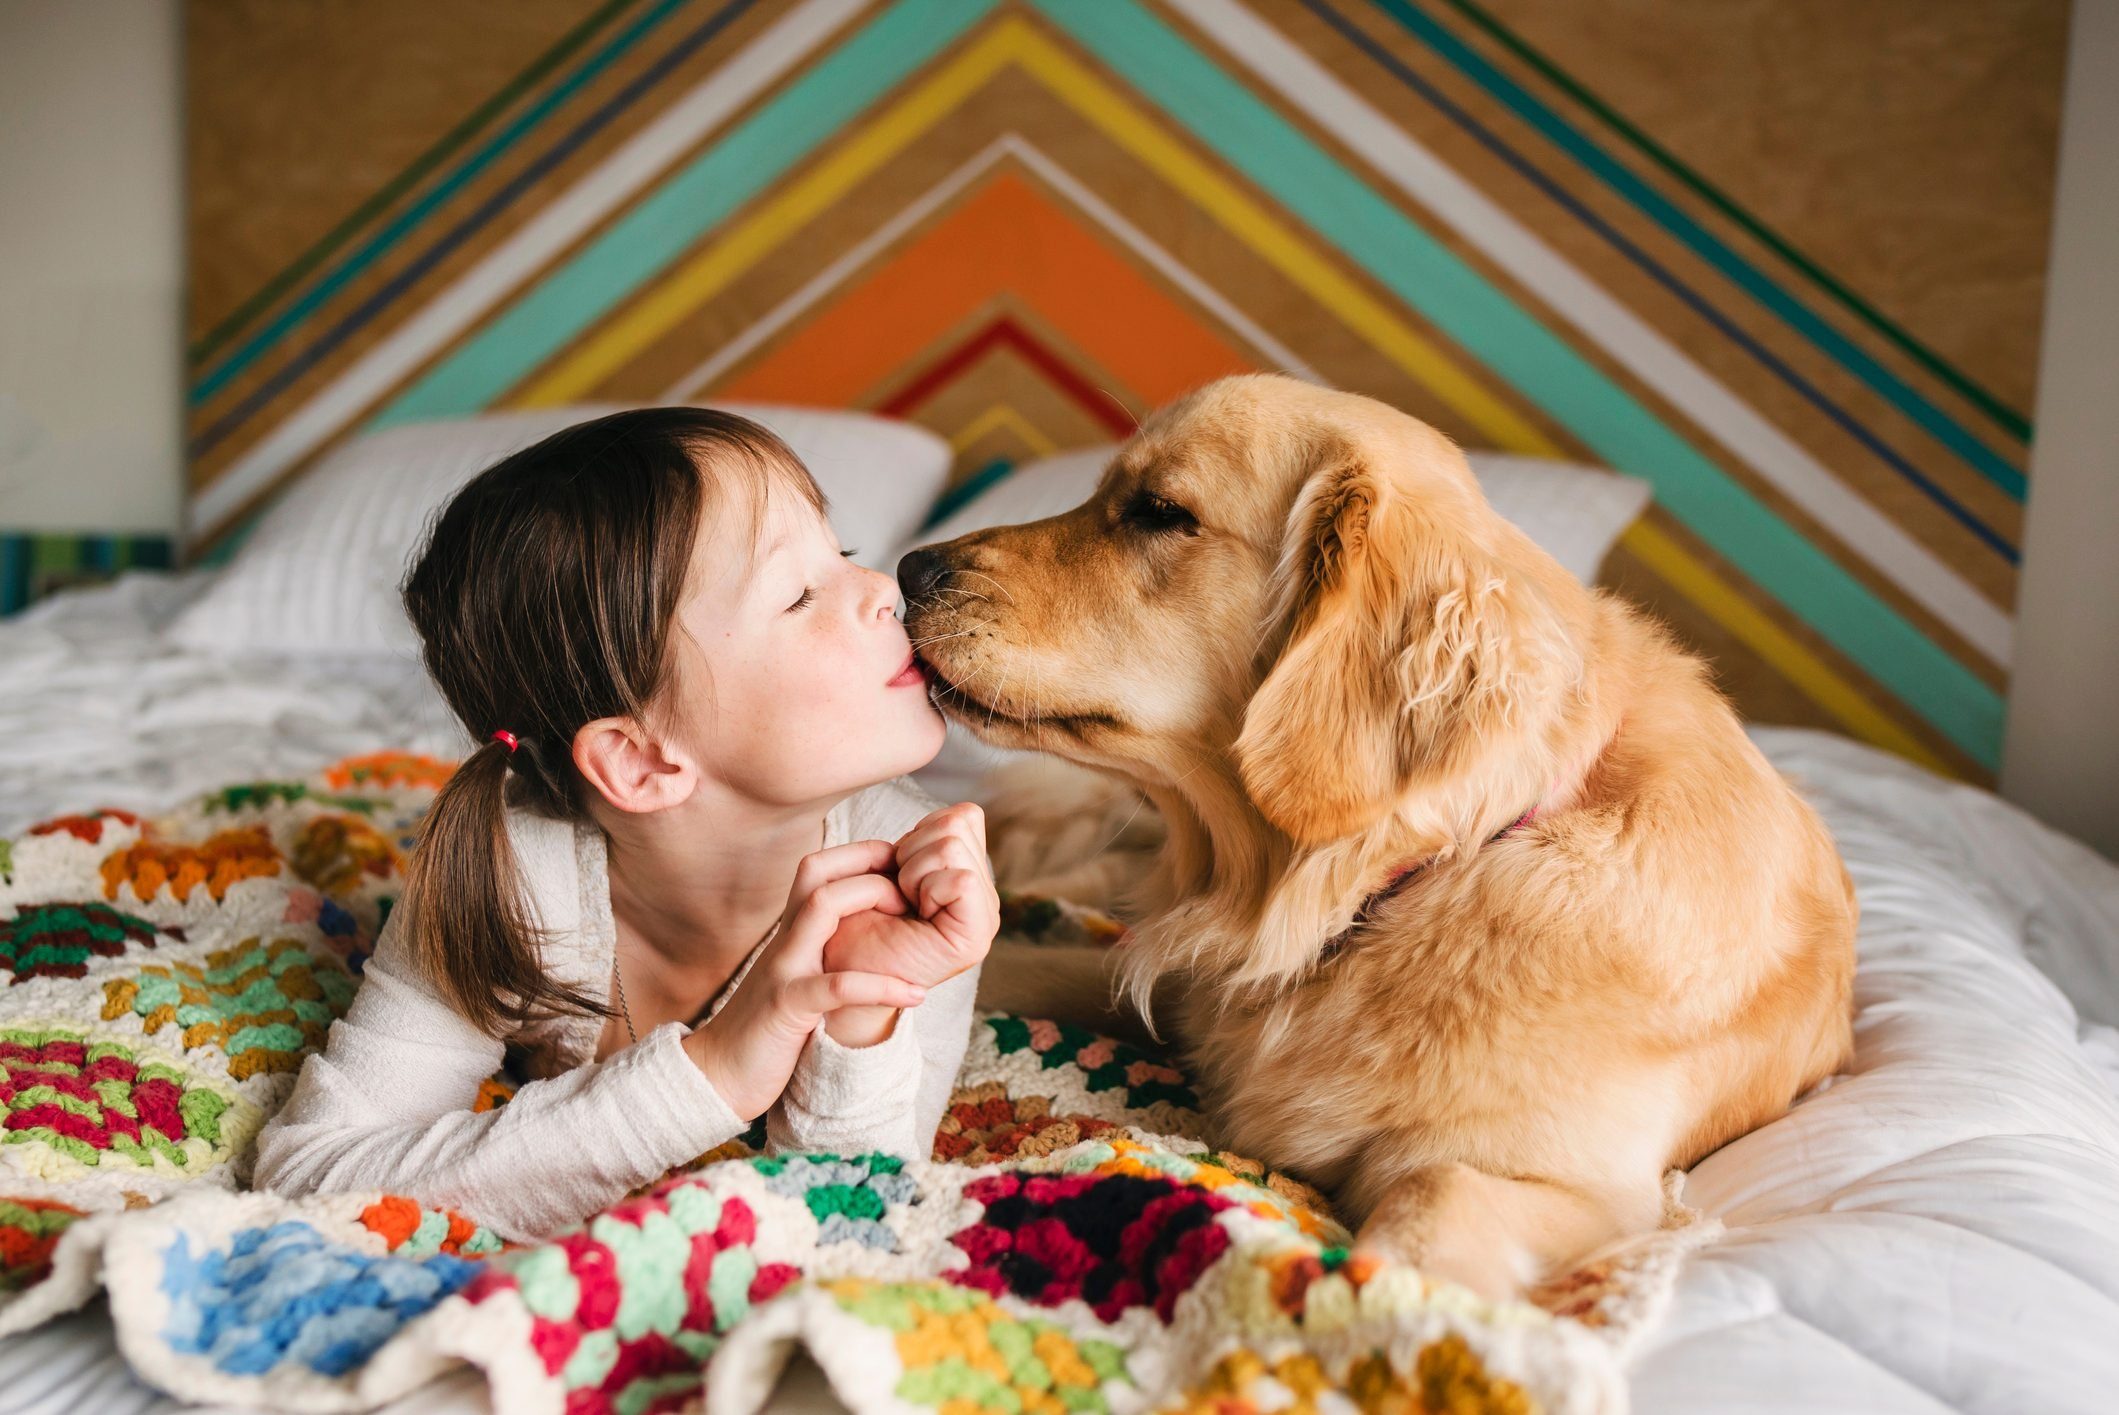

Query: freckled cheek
[781,629,872,714]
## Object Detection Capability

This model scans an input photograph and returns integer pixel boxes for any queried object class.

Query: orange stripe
[718,173,1249,405]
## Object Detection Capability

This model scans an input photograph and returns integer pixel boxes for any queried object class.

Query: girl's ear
[572,717,697,814]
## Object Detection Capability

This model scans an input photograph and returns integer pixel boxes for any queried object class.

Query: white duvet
[1,574,2115,1415]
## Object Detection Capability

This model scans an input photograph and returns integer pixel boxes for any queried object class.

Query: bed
[2,411,2115,1414]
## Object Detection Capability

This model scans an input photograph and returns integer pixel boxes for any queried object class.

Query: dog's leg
[1349,1163,1658,1302]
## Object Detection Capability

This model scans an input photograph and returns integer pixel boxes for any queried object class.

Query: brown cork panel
[1463,0,2062,417]
[1263,0,2029,550]
[184,1,799,491]
[186,0,605,344]
[180,0,2001,768]
[1601,508,1988,783]
[1163,0,2013,688]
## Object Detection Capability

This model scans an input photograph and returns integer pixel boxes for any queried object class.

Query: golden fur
[903,376,1856,1298]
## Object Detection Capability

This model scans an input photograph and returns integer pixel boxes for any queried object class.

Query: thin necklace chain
[612,818,823,1048]
[614,952,639,1047]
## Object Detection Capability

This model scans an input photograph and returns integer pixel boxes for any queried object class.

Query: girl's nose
[861,565,900,621]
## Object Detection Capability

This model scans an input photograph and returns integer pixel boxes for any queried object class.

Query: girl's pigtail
[398,738,610,1033]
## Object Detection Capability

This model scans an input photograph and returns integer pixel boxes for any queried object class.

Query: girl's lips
[888,653,925,688]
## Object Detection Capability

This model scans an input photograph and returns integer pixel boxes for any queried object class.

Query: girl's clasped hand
[684,802,997,1121]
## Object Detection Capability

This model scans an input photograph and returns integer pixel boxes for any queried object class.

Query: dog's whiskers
[1032,657,1051,753]
[911,626,980,649]
[1094,385,1141,434]
[986,661,1014,733]
[958,569,1015,607]
[1091,786,1153,859]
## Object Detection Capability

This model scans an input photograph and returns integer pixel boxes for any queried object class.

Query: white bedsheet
[1,575,2116,1414]
[0,571,461,838]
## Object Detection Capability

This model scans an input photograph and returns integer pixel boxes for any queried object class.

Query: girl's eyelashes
[787,552,857,610]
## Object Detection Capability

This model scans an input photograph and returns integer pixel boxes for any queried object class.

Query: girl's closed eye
[785,551,858,612]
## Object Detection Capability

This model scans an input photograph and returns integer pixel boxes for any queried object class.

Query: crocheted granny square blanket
[0,756,1713,1415]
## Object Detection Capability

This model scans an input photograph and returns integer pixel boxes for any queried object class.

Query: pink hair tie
[490,729,520,754]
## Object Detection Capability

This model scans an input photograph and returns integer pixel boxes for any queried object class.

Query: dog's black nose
[897,547,949,603]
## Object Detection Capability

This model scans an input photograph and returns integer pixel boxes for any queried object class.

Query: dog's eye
[1123,492,1199,535]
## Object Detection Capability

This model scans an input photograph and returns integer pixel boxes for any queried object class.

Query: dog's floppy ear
[1234,437,1558,845]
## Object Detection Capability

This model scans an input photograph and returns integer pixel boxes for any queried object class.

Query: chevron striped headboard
[183,0,2063,784]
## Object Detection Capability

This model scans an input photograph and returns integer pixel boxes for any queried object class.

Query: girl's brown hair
[397,407,823,1033]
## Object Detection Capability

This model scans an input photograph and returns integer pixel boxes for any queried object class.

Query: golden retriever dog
[898,375,1856,1300]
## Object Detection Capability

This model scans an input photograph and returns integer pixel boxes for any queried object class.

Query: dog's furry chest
[1171,953,1555,1192]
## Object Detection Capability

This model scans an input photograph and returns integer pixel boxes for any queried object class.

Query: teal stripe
[190,0,695,405]
[922,458,1018,530]
[1369,0,2025,499]
[372,0,1001,428]
[189,0,645,368]
[198,513,262,568]
[0,537,25,615]
[1432,0,2030,445]
[0,533,175,615]
[1035,0,2002,765]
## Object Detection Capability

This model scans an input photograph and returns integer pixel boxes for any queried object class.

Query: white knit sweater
[251,777,977,1239]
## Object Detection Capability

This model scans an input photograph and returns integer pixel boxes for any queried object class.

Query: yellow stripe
[1005,29,1557,455]
[518,17,1541,448]
[951,403,1060,457]
[509,14,1943,772]
[1621,521,1954,774]
[513,28,1019,408]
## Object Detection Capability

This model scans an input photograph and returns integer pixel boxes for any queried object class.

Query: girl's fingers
[918,866,971,918]
[894,805,990,878]
[789,840,899,902]
[919,868,997,954]
[776,873,907,965]
[897,838,985,916]
[895,821,988,878]
[950,802,989,857]
[787,970,927,1018]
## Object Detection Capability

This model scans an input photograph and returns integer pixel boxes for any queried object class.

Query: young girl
[252,408,998,1240]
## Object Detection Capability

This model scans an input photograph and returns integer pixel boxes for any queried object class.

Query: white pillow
[915,445,1116,546]
[905,444,1652,804]
[1463,452,1653,585]
[171,403,954,656]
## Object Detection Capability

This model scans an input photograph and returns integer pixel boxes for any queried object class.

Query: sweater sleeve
[250,919,746,1240]
[762,961,980,1160]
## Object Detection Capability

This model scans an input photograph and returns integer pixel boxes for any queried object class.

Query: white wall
[0,0,184,535]
[2000,0,2119,863]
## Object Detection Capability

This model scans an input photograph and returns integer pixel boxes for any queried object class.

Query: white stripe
[1002,139,1319,385]
[663,138,1012,399]
[1168,0,2012,667]
[190,0,872,537]
[664,133,1319,401]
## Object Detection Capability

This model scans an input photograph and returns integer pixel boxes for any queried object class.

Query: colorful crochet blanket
[0,756,1710,1414]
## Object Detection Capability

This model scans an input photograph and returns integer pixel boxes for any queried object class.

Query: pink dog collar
[1315,805,1540,968]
